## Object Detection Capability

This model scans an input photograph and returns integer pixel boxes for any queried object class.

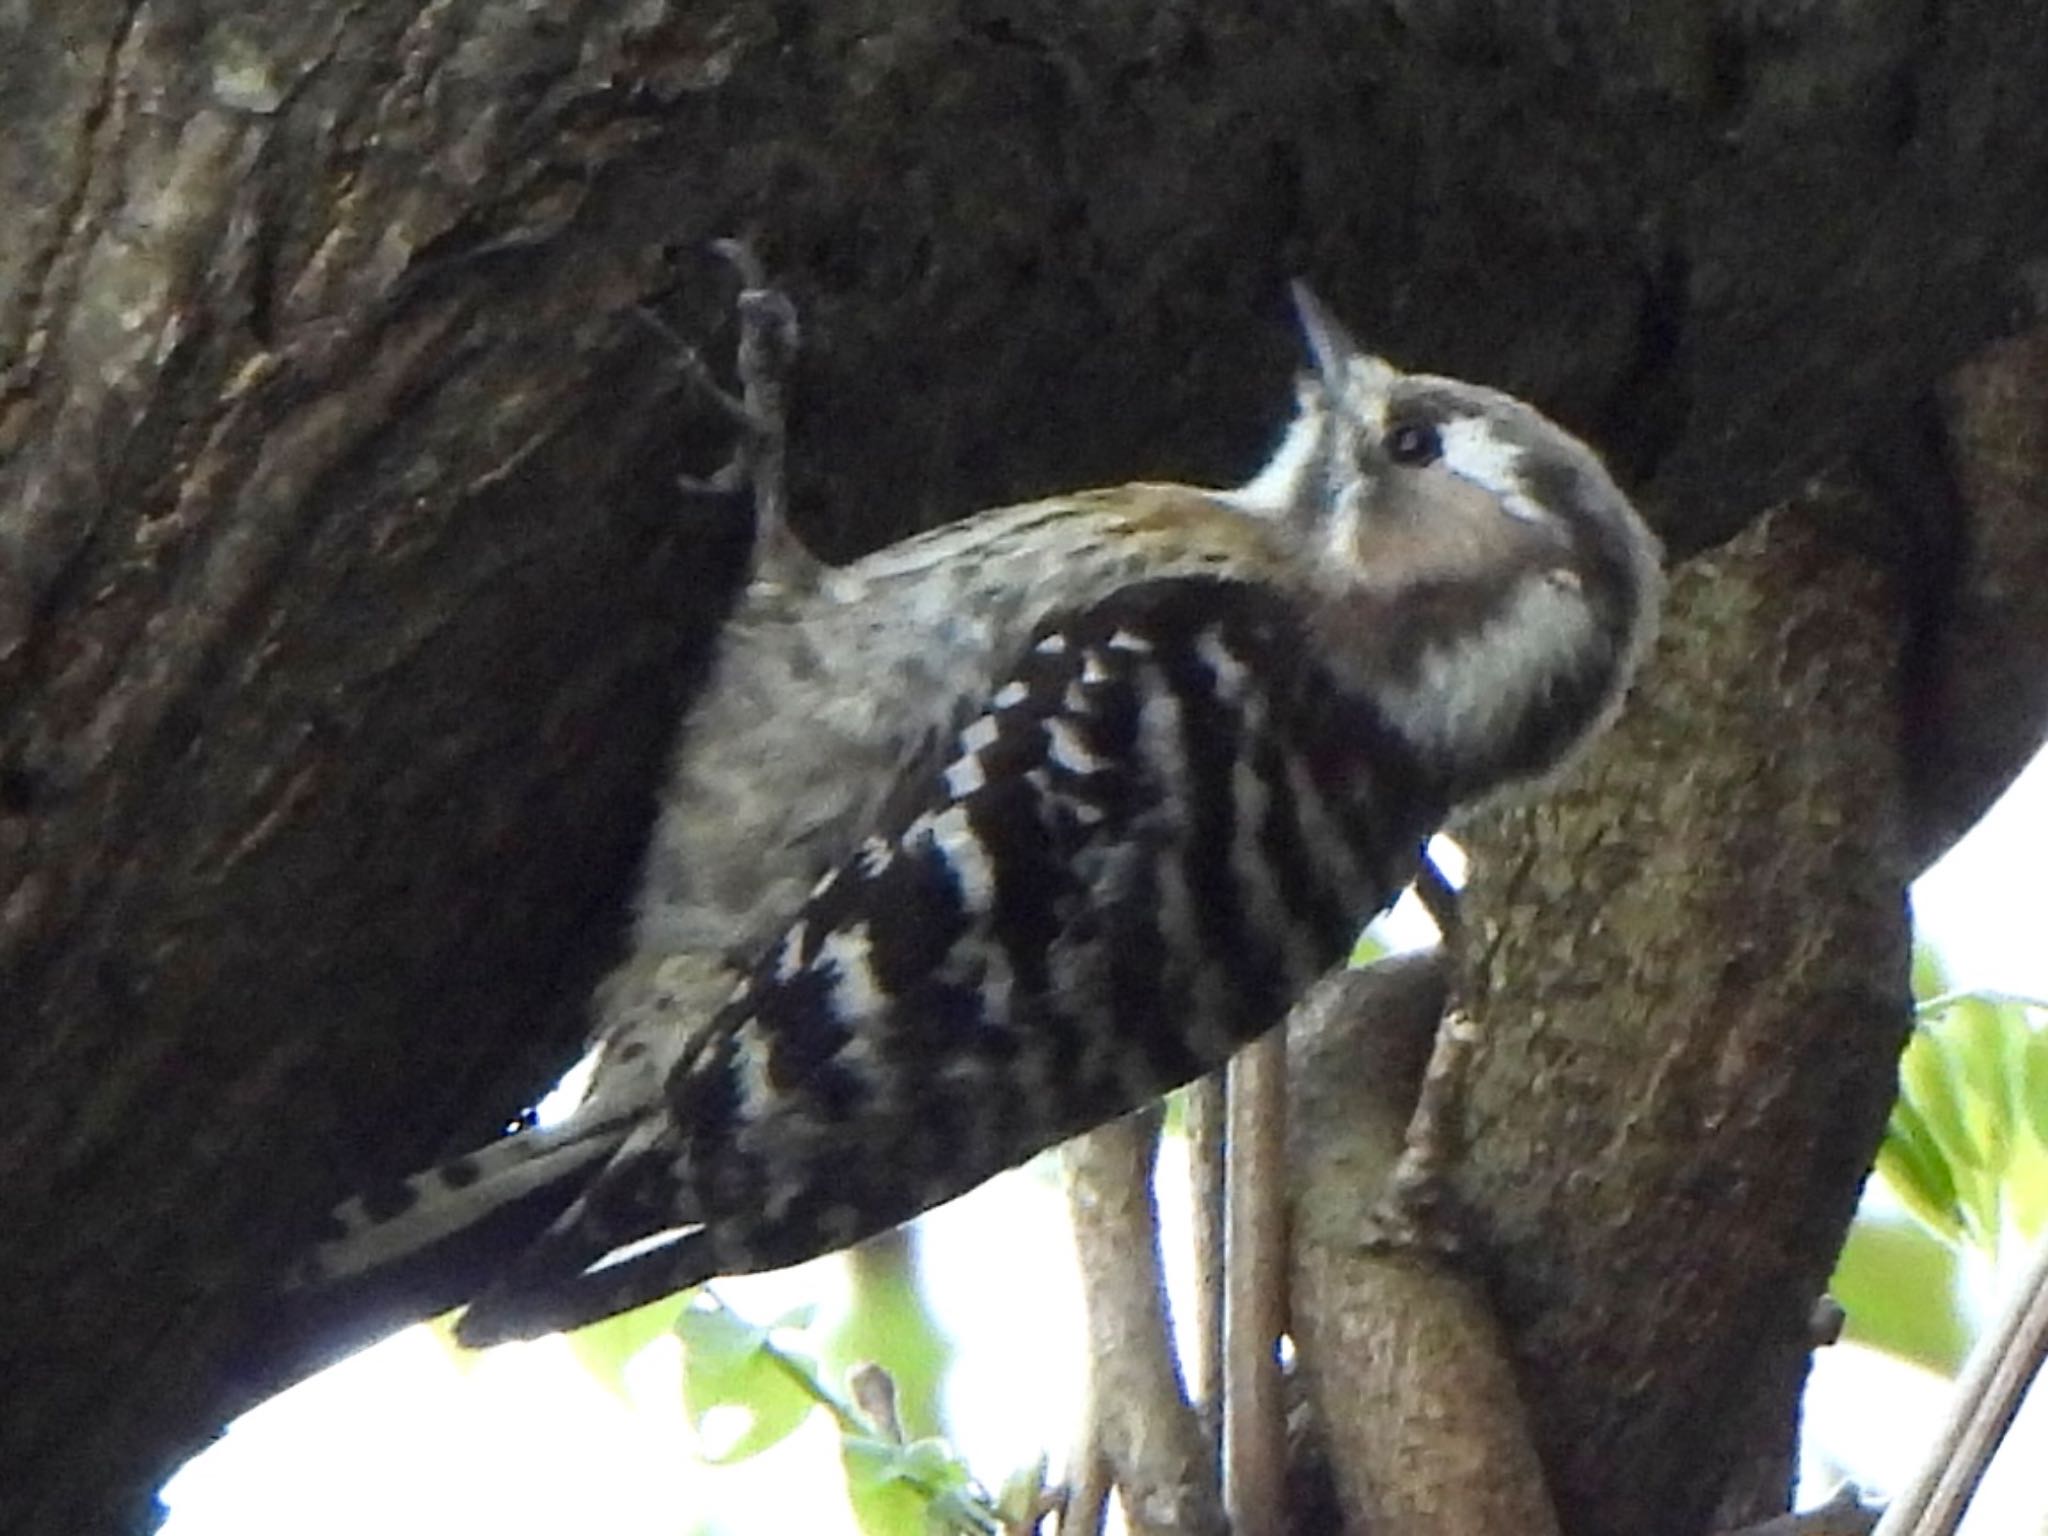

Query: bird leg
[645,238,819,592]
[1366,846,1475,1254]
[1366,1008,1479,1255]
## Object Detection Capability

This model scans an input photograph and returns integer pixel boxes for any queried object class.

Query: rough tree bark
[1454,505,1914,1536]
[4,2,2048,1532]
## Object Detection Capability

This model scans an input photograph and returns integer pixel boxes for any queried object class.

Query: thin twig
[1915,988,2048,1017]
[1064,1111,1227,1536]
[1185,1074,1226,1456]
[1223,1034,1288,1536]
[1871,1224,2048,1536]
[1718,1483,1880,1536]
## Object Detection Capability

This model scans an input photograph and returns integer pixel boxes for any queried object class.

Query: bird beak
[1290,280,1397,399]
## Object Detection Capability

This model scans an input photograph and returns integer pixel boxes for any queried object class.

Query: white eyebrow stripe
[1436,416,1550,526]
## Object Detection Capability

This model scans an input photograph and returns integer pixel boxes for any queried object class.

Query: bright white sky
[1912,745,2048,1000]
[162,744,2048,1536]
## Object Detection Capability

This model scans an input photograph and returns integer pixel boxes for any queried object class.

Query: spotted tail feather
[281,1112,640,1366]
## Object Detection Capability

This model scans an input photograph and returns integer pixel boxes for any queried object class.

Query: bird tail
[267,1115,637,1380]
[454,1213,719,1348]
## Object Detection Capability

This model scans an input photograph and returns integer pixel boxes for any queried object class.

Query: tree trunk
[1454,504,1912,1536]
[5,2,2048,1530]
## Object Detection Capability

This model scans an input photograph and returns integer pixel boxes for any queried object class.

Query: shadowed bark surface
[4,1,2048,1530]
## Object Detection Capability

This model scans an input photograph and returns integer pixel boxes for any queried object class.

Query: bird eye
[1386,420,1442,466]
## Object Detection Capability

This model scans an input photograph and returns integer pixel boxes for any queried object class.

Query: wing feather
[456,574,1428,1343]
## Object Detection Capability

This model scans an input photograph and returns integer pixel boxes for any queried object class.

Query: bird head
[1231,283,1663,799]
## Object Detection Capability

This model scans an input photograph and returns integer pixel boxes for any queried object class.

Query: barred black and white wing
[446,575,1439,1343]
[594,488,1308,1077]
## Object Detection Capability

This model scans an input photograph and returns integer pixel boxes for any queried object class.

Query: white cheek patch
[1375,573,1596,764]
[1436,417,1549,526]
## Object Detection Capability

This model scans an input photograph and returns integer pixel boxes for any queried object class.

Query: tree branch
[1287,953,1562,1536]
[1185,1075,1227,1456]
[1064,1112,1227,1536]
[1222,1035,1289,1536]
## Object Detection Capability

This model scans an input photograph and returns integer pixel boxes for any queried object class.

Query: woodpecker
[292,284,1661,1351]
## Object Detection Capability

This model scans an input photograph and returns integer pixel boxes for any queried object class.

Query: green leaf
[564,1293,687,1402]
[678,1294,823,1464]
[2002,1130,2048,1245]
[1900,1021,1978,1174]
[830,1233,955,1444]
[1899,987,2048,1252]
[1876,1096,1965,1246]
[1911,945,1953,1006]
[842,1435,990,1536]
[995,1455,1051,1529]
[1832,1211,1972,1376]
[1896,1014,2004,1248]
[1348,929,1388,969]
[2024,1028,2048,1155]
[842,1435,940,1536]
[1936,995,2011,1169]
[1160,1083,1192,1138]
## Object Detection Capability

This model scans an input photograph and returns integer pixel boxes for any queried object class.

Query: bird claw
[1361,1006,1481,1256]
[652,238,819,588]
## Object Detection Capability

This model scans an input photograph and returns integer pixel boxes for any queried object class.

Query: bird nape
[285,281,1661,1358]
